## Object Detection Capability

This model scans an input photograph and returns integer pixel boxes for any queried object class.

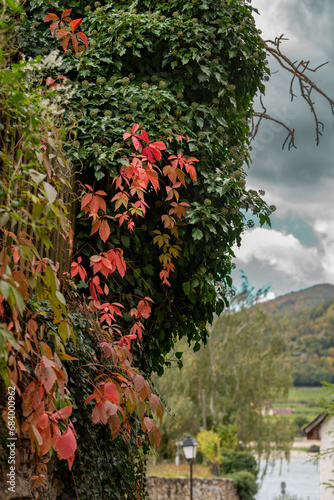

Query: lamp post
[182,435,198,500]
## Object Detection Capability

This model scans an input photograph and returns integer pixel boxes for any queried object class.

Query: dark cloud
[286,0,334,57]
[232,0,334,297]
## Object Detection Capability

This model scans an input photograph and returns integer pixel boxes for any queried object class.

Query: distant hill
[263,284,334,387]
[265,284,334,313]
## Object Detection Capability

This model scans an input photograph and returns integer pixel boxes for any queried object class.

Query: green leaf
[192,228,203,241]
[30,169,47,185]
[143,264,154,276]
[195,117,204,129]
[182,281,191,295]
[0,326,18,349]
[200,65,211,76]
[58,321,70,342]
[121,235,130,248]
[56,291,66,305]
[0,281,10,300]
[193,342,201,352]
[42,181,57,204]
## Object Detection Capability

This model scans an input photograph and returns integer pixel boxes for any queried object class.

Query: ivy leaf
[192,228,203,240]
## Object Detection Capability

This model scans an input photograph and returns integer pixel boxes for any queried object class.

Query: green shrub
[221,451,258,477]
[307,444,320,453]
[230,470,258,500]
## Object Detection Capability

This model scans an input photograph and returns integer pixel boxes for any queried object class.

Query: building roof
[303,413,328,440]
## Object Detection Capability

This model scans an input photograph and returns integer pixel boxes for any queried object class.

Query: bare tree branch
[251,35,334,148]
[250,95,296,150]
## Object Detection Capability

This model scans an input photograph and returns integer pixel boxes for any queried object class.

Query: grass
[147,462,215,478]
[273,386,325,426]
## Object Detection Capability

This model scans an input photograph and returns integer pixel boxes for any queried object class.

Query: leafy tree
[154,284,295,461]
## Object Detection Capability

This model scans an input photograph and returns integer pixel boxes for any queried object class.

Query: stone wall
[0,438,64,500]
[146,476,239,500]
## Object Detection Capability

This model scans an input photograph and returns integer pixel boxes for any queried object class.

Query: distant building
[304,413,334,500]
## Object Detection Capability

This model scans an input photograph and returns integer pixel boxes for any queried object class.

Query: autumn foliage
[44,9,88,53]
[1,93,197,487]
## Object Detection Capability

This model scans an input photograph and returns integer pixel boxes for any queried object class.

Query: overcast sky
[231,0,334,299]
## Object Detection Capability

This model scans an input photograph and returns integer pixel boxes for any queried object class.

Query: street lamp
[182,435,198,500]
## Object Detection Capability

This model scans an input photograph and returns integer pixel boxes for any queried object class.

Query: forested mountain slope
[265,284,334,386]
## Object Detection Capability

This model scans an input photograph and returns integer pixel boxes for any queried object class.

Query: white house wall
[320,415,334,500]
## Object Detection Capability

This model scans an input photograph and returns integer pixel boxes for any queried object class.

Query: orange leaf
[77,32,88,48]
[56,28,71,40]
[81,192,92,209]
[99,219,110,243]
[61,35,71,52]
[71,34,78,53]
[49,20,60,37]
[70,18,82,32]
[44,13,59,22]
[61,8,72,19]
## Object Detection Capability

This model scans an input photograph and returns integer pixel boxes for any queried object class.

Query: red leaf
[137,299,151,319]
[61,8,72,19]
[56,29,71,40]
[55,428,77,460]
[49,20,60,37]
[71,34,78,53]
[68,454,75,470]
[44,13,59,22]
[148,422,161,451]
[92,402,107,424]
[108,412,120,436]
[53,406,73,420]
[78,266,87,282]
[149,394,160,414]
[77,32,88,48]
[37,413,49,430]
[123,132,131,140]
[150,141,166,150]
[39,364,57,394]
[99,219,110,243]
[104,382,119,403]
[115,250,126,277]
[61,36,70,52]
[140,130,149,143]
[132,136,141,151]
[70,18,82,32]
[133,374,145,393]
[81,193,93,209]
[104,401,118,417]
[132,123,140,134]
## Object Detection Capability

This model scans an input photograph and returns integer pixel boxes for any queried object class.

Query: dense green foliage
[221,451,258,477]
[18,0,273,375]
